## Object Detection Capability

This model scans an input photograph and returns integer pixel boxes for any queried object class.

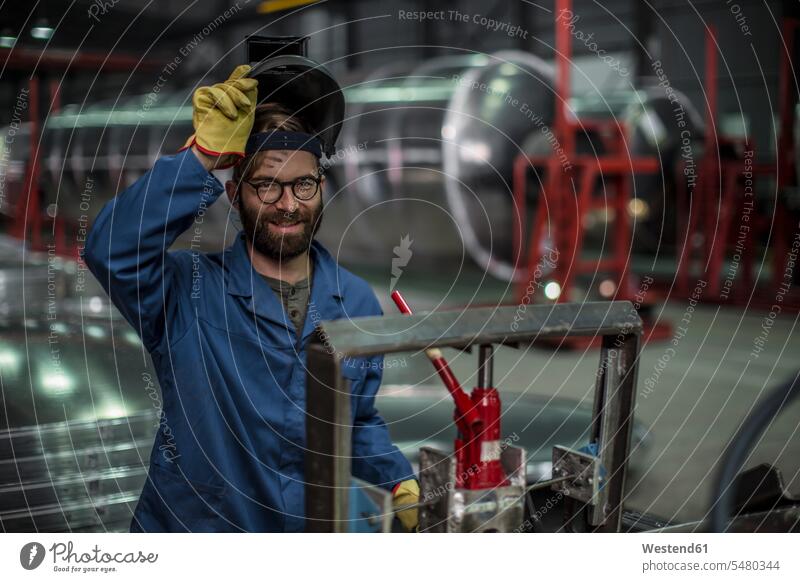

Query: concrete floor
[349,264,800,526]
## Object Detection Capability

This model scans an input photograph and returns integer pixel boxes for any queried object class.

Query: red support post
[12,76,42,249]
[555,0,574,160]
[772,19,798,291]
[703,25,719,285]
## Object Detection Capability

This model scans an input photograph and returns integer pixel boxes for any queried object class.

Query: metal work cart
[304,301,642,533]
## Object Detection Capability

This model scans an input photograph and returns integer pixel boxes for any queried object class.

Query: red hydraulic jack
[391,290,510,491]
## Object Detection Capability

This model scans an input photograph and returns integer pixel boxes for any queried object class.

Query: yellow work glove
[182,64,258,168]
[392,479,419,532]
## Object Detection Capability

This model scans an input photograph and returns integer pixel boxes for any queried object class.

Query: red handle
[390,290,482,432]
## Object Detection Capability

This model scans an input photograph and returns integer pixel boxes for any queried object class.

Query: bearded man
[85,65,418,532]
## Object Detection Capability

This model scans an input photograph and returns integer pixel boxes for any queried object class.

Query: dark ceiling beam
[0,47,163,72]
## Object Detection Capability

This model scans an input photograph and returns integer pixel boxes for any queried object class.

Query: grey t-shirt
[262,269,313,337]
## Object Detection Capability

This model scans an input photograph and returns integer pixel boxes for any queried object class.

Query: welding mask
[245,35,345,158]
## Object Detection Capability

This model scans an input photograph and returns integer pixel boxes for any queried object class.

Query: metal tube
[555,0,574,158]
[304,340,352,533]
[590,332,640,531]
[477,344,494,388]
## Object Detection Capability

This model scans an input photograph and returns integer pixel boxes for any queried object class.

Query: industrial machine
[305,300,800,533]
[304,300,642,532]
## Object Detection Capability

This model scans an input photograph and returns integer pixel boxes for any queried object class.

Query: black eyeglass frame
[242,174,323,204]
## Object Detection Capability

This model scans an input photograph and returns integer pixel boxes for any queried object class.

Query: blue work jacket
[84,148,413,532]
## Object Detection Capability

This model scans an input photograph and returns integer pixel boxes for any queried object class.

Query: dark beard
[239,199,323,261]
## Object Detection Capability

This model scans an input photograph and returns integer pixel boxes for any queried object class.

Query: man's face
[232,149,324,261]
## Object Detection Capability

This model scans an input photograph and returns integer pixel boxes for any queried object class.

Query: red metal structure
[11,76,43,249]
[514,1,800,325]
[512,0,668,341]
[5,49,162,258]
[676,20,800,309]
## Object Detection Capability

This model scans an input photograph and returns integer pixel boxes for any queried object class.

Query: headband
[245,130,323,158]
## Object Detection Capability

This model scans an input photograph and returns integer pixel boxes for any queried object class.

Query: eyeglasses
[243,175,322,204]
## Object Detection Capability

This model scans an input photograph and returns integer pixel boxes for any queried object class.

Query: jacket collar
[224,233,344,337]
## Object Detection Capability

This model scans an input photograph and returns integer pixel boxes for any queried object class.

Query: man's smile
[268,221,304,235]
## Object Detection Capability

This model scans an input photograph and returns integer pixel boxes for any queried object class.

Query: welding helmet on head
[245,35,344,158]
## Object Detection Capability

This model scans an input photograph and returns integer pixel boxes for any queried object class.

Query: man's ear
[225,180,239,207]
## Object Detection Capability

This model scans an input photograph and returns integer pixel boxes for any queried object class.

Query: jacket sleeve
[83,148,224,351]
[351,357,416,491]
[349,292,415,491]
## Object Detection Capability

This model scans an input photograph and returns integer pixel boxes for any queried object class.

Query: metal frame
[305,300,642,532]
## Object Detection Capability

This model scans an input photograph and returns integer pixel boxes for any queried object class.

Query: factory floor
[350,262,800,526]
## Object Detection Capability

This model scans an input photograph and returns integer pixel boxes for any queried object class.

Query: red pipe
[772,19,799,291]
[777,18,797,189]
[512,154,527,296]
[390,290,482,433]
[555,0,574,160]
[704,25,718,153]
[703,26,719,276]
[12,77,41,248]
[49,79,61,113]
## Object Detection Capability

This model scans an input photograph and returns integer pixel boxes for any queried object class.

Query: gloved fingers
[229,79,258,106]
[194,85,252,120]
[214,82,254,111]
[192,87,212,109]
[203,86,239,119]
[228,77,258,94]
[226,64,252,82]
[193,86,226,114]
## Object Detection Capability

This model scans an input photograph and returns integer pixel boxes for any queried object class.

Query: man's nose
[273,184,298,213]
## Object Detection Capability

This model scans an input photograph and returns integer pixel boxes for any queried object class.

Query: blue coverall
[84,148,414,532]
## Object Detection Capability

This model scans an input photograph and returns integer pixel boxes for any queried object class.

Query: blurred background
[0,0,799,532]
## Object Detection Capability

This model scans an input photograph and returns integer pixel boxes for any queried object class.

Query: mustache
[264,210,307,226]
